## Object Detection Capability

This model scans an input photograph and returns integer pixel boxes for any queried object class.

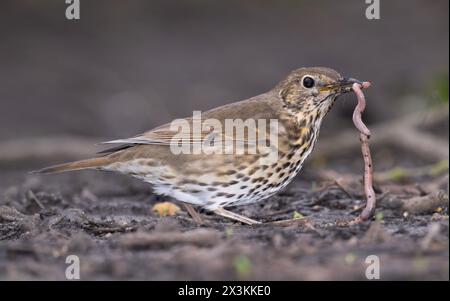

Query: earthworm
[352,82,372,137]
[352,82,376,221]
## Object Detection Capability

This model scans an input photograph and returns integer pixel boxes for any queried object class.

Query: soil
[0,0,448,281]
[0,147,448,281]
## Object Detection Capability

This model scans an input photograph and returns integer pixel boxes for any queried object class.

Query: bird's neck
[283,93,338,135]
[277,102,333,150]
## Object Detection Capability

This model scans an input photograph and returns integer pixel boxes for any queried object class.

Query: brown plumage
[35,67,364,225]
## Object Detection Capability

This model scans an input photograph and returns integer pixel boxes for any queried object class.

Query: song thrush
[36,67,367,225]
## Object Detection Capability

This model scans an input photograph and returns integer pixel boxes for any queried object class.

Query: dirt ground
[0,142,448,280]
[0,0,448,281]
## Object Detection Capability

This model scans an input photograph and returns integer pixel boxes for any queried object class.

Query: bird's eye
[302,76,315,88]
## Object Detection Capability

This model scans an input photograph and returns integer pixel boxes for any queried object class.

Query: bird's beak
[336,77,363,93]
[319,77,366,94]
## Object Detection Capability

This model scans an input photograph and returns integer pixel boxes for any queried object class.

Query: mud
[0,150,448,280]
[0,0,448,281]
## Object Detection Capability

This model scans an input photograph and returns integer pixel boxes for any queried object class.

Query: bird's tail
[32,157,113,174]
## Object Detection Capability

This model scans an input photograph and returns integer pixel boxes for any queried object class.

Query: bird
[35,67,365,225]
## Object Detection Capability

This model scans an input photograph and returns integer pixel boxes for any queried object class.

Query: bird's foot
[183,203,204,225]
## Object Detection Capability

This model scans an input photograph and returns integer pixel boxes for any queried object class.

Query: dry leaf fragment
[152,202,181,217]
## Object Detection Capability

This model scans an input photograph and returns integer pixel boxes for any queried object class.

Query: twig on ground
[183,203,204,225]
[401,190,448,214]
[262,217,316,230]
[334,179,355,200]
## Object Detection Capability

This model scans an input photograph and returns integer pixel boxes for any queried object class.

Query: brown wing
[100,90,282,153]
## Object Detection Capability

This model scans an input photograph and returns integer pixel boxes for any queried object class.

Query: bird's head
[277,67,362,118]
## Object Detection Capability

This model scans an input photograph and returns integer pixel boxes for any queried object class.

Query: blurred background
[0,0,448,281]
[0,0,448,142]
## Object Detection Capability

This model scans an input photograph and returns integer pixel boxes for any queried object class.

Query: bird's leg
[183,203,204,225]
[213,207,262,225]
